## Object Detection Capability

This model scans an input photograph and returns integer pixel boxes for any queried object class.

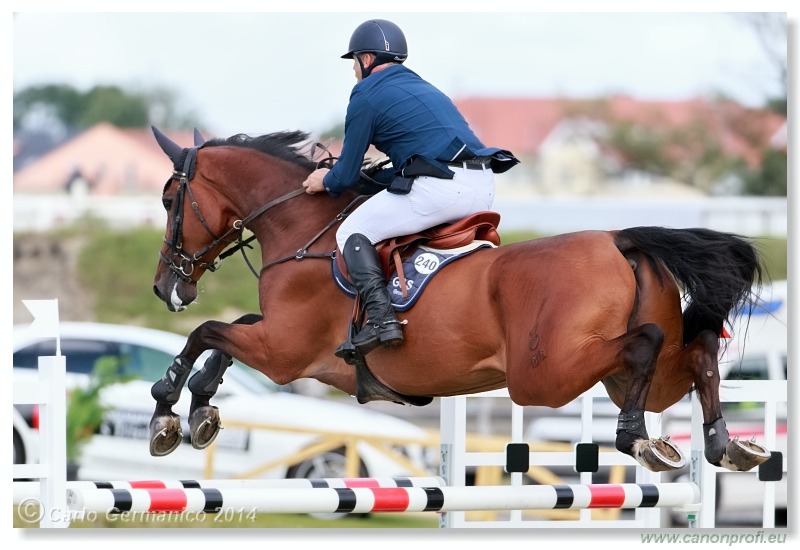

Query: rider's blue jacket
[322,64,517,197]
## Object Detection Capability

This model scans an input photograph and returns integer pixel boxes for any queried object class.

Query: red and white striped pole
[67,482,699,515]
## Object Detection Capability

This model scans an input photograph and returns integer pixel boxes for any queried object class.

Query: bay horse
[147,126,771,476]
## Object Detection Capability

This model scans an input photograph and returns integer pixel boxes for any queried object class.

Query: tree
[66,355,133,465]
[574,96,785,196]
[13,83,204,133]
[78,86,150,128]
[742,149,787,196]
[144,88,202,132]
[13,84,84,132]
[318,122,345,140]
[734,13,787,116]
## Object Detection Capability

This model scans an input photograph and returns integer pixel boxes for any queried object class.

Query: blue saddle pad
[331,240,496,312]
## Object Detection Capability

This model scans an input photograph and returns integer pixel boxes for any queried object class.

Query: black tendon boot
[339,233,404,356]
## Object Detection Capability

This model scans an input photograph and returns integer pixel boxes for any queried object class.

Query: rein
[258,194,367,275]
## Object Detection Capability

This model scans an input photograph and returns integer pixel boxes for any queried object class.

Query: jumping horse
[148,126,771,475]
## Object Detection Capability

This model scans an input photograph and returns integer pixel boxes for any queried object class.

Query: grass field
[14,507,439,529]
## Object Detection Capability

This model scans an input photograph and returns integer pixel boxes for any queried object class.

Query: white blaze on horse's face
[170,284,187,312]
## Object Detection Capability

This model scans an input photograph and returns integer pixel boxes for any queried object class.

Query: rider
[302,18,518,358]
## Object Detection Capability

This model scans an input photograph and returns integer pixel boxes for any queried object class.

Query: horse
[147,126,772,476]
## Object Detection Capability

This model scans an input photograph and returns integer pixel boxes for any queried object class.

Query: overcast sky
[9,5,791,139]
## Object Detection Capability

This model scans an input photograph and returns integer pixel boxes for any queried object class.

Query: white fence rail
[13,194,787,236]
[492,196,787,236]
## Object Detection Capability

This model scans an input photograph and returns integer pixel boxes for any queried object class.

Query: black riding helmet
[342,19,408,78]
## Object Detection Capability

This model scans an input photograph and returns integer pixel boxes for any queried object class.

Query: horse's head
[150,126,330,312]
[151,126,241,311]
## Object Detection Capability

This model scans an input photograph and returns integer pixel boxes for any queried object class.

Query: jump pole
[14,476,445,504]
[66,482,699,515]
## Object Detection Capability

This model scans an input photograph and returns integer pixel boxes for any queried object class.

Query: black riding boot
[338,233,404,356]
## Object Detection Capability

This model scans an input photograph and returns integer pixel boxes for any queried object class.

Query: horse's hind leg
[149,313,263,457]
[687,330,771,471]
[614,323,687,472]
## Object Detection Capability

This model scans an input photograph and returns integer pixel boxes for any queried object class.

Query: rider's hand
[302,168,330,194]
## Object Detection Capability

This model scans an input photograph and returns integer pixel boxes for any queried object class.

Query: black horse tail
[615,227,764,345]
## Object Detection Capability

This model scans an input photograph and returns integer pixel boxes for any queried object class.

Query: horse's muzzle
[153,272,197,312]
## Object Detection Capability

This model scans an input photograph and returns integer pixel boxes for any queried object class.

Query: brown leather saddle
[335,211,501,286]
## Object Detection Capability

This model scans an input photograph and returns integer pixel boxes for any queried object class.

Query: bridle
[161,168,308,282]
[161,145,366,282]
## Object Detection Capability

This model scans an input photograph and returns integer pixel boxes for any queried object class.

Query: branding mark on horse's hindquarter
[529,332,546,367]
[531,349,547,367]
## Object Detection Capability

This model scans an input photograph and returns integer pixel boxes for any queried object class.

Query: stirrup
[334,339,359,363]
[335,320,405,362]
[356,319,404,348]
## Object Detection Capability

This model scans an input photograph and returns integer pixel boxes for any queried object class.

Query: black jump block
[758,451,783,482]
[575,442,599,473]
[505,443,530,473]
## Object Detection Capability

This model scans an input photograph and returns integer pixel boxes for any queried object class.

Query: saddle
[335,211,501,282]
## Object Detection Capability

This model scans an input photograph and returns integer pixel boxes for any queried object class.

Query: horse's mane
[205,131,318,171]
[203,131,391,196]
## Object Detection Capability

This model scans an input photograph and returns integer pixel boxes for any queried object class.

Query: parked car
[524,281,788,526]
[13,322,433,492]
[13,405,38,467]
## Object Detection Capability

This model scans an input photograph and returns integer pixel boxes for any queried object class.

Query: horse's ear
[151,126,184,166]
[193,128,206,147]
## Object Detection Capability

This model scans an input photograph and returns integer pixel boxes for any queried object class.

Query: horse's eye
[163,198,172,211]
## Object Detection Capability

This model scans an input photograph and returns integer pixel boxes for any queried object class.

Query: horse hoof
[149,413,183,457]
[633,437,687,472]
[720,437,771,471]
[189,405,222,450]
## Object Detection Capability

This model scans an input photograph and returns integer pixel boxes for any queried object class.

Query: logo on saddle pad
[332,242,495,311]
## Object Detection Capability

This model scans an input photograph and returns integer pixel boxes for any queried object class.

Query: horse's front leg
[688,330,771,471]
[180,349,230,451]
[148,314,263,457]
[187,314,263,450]
[150,349,200,456]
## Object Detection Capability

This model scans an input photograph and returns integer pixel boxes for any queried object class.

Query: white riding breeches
[336,165,496,251]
